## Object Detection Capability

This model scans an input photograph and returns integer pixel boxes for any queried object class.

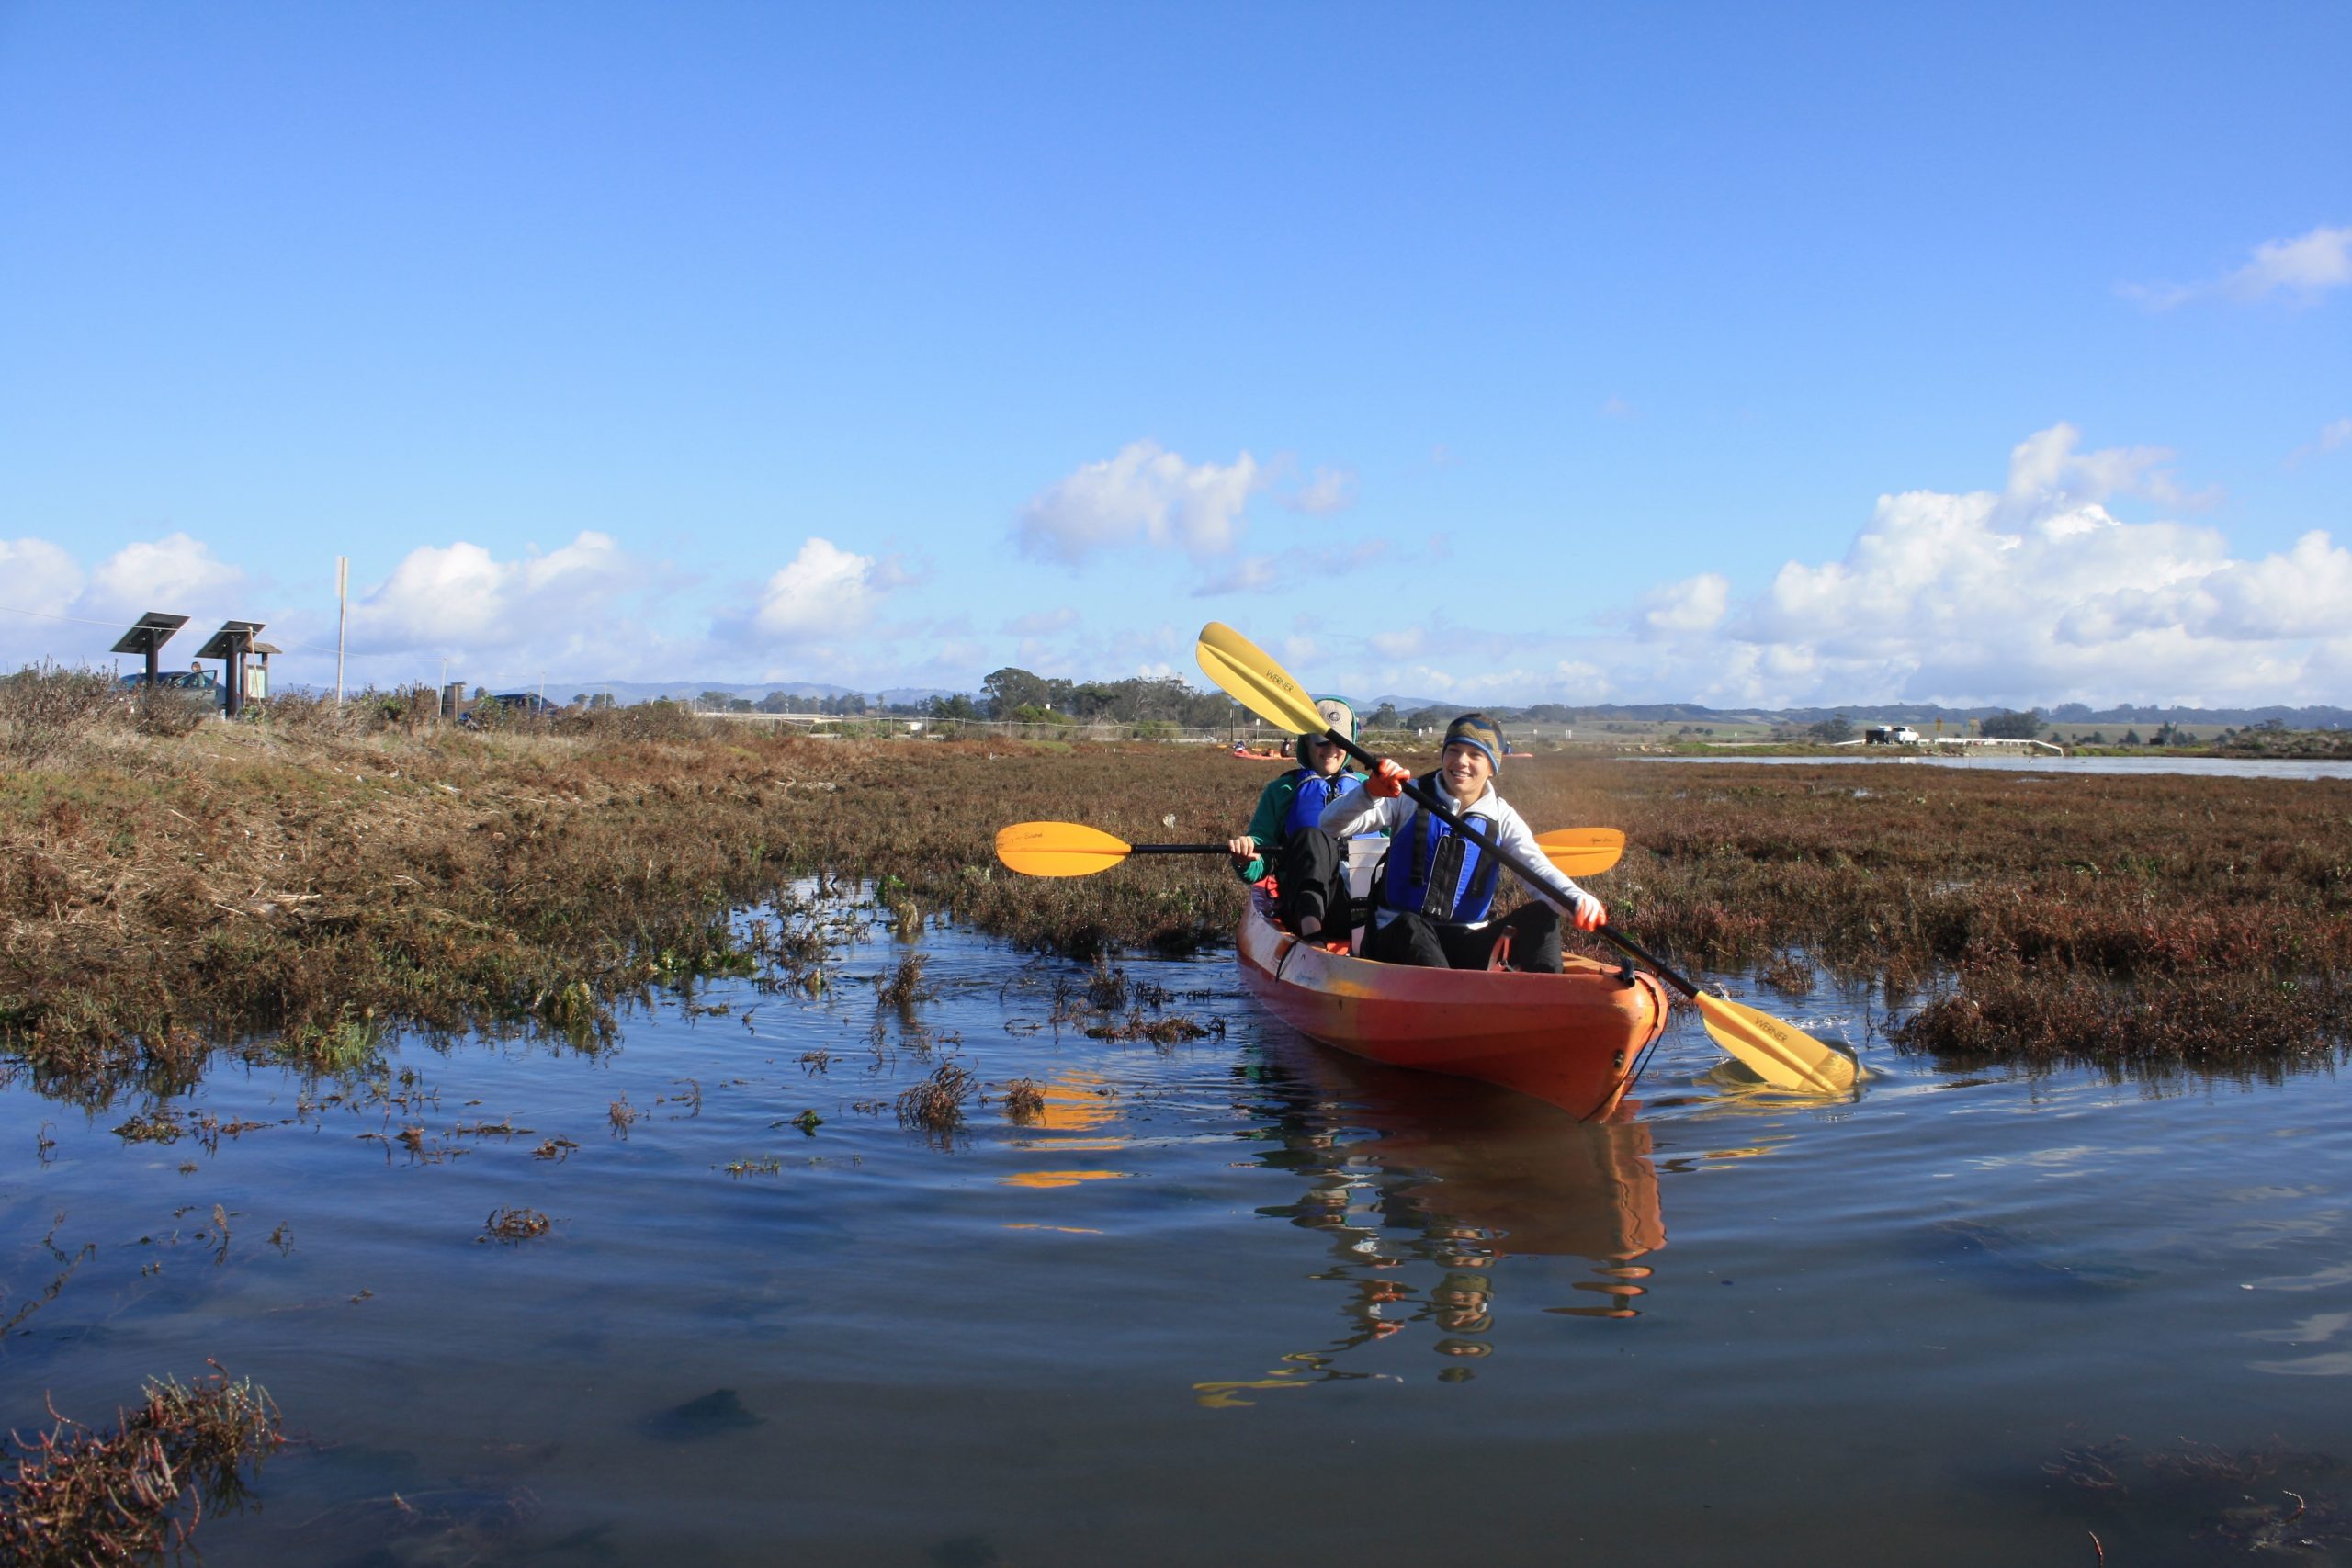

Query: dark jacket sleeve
[1235,773,1299,883]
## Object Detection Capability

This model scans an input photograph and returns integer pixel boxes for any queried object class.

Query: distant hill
[1385,699,2352,729]
[530,680,2350,730]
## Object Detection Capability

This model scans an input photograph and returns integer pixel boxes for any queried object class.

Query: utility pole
[538,671,546,712]
[438,656,447,721]
[334,556,349,707]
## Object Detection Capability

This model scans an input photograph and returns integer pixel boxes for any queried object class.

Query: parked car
[1864,725,1920,745]
[119,670,220,702]
[461,692,555,727]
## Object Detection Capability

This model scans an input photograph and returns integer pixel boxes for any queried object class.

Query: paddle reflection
[1196,1039,1667,1404]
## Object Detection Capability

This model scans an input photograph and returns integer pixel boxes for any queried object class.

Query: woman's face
[1306,736,1349,776]
[1440,741,1494,797]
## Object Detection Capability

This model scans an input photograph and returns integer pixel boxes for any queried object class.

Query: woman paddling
[1320,713,1606,972]
[1227,695,1369,944]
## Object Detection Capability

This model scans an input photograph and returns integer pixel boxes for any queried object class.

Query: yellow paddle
[1194,621,1860,1095]
[995,821,1625,879]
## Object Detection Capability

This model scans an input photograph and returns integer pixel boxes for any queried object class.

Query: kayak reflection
[1196,1036,1667,1405]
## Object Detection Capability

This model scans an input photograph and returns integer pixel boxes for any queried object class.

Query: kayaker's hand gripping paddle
[1193,620,1860,1096]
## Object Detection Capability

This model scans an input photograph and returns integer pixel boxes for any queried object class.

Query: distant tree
[1980,708,2043,739]
[926,694,978,720]
[1366,702,1400,728]
[980,667,1052,719]
[2120,728,2143,746]
[1806,714,1856,743]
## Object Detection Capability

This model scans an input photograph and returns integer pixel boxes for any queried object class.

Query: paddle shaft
[1124,842,1231,856]
[1314,728,1709,1002]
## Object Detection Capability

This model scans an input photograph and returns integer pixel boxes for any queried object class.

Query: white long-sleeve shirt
[1319,774,1591,929]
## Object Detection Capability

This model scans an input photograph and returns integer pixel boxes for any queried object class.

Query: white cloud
[0,538,89,665]
[1550,660,1611,703]
[1599,395,1635,419]
[1641,572,1728,636]
[2226,223,2352,301]
[1192,540,1389,597]
[1998,423,2213,516]
[1003,606,1079,637]
[1282,467,1358,515]
[0,538,85,609]
[2289,417,2352,467]
[1631,423,2350,705]
[356,531,634,653]
[1,533,257,669]
[1016,440,1261,564]
[2125,221,2352,310]
[748,537,883,642]
[1322,423,2347,708]
[81,532,245,615]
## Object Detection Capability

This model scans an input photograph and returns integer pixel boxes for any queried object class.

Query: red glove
[1366,759,1409,799]
[1572,894,1607,932]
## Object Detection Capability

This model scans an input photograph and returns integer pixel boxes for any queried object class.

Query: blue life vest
[1281,768,1362,840]
[1376,776,1501,923]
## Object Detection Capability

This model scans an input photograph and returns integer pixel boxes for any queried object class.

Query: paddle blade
[1196,622,1327,736]
[994,821,1135,877]
[1535,827,1625,876]
[1692,992,1859,1095]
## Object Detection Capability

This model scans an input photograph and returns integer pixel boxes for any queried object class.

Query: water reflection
[1197,1036,1667,1404]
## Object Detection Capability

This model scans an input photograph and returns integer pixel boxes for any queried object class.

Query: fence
[695,712,1261,745]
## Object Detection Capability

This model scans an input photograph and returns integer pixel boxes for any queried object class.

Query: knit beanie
[1442,713,1504,770]
[1293,695,1359,767]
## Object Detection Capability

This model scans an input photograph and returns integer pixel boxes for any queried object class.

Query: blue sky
[3,2,2346,706]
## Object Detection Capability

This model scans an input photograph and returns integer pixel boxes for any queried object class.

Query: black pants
[1275,828,1352,938]
[1361,902,1563,974]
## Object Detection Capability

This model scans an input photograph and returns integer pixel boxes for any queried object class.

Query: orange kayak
[1236,898,1671,1121]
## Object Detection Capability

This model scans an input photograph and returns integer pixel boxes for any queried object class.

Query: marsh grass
[481,1207,551,1244]
[2,703,2346,1091]
[874,953,933,1014]
[0,1366,283,1564]
[896,1062,976,1136]
[0,665,119,769]
[2043,1433,2348,1554]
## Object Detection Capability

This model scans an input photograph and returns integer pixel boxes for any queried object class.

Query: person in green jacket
[1226,695,1368,942]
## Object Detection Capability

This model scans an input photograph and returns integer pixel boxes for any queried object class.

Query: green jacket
[1232,766,1369,883]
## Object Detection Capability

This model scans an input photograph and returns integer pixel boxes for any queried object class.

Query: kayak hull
[1236,899,1670,1121]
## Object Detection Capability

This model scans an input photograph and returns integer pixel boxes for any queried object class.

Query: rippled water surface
[5,892,2347,1565]
[1642,753,2352,780]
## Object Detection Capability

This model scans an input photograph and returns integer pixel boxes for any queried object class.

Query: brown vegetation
[0,1366,282,1564]
[896,1061,976,1135]
[481,1207,552,1243]
[1,669,2346,1091]
[2213,727,2352,760]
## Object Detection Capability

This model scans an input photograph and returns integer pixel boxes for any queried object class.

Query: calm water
[5,890,2347,1565]
[1642,753,2352,780]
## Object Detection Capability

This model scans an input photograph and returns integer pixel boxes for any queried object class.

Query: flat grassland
[4,703,2346,1100]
